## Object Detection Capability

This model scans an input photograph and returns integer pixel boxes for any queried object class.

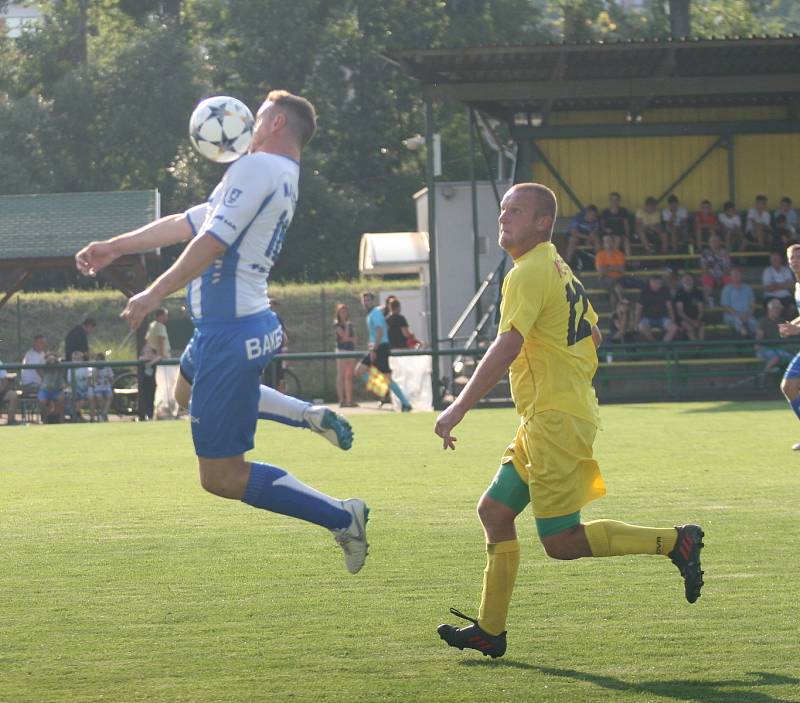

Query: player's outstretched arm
[76,214,193,277]
[121,232,227,329]
[434,329,523,450]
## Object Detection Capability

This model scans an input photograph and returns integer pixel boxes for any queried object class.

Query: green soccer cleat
[304,406,354,450]
[437,608,507,658]
[669,524,705,604]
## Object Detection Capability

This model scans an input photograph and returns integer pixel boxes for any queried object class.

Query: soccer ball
[189,96,254,163]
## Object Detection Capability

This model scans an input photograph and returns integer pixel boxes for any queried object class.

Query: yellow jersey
[497,241,600,426]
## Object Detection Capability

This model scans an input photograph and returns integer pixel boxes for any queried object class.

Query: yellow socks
[477,539,520,636]
[584,520,678,557]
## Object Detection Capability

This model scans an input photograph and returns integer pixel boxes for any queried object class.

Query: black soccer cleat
[669,524,705,604]
[437,608,507,658]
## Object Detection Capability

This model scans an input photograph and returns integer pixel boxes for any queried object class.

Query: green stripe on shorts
[486,462,530,515]
[535,511,581,538]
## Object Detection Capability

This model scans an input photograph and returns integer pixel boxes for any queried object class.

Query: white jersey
[184,152,299,323]
[795,282,800,313]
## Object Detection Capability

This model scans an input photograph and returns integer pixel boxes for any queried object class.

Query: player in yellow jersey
[434,183,704,658]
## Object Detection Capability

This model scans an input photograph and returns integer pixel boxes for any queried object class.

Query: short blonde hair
[266,90,317,148]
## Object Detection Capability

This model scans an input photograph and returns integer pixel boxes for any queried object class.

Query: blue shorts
[180,311,282,459]
[92,388,112,398]
[783,352,800,381]
[38,389,63,402]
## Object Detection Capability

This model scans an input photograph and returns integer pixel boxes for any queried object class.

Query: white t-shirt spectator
[746,208,771,233]
[21,348,45,388]
[662,206,688,226]
[718,211,742,232]
[774,208,798,229]
[762,264,795,300]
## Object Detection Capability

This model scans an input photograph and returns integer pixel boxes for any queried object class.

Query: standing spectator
[38,352,65,423]
[674,273,706,341]
[355,291,412,411]
[756,299,793,373]
[662,194,689,252]
[92,353,114,422]
[21,334,46,396]
[721,268,759,337]
[635,196,666,254]
[382,295,398,319]
[595,234,641,306]
[762,251,795,314]
[693,200,719,252]
[718,201,744,252]
[600,192,632,255]
[636,276,679,341]
[64,317,96,361]
[386,299,418,349]
[334,303,357,408]
[67,350,92,422]
[745,195,771,250]
[565,204,600,267]
[774,196,798,231]
[145,308,178,419]
[0,362,19,425]
[700,233,732,306]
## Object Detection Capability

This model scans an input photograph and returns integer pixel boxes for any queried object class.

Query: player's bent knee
[780,377,799,399]
[540,527,584,561]
[198,456,250,500]
[477,495,516,530]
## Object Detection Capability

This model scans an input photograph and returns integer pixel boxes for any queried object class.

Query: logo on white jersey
[224,187,244,207]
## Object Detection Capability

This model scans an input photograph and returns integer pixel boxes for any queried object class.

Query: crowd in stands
[564,192,799,367]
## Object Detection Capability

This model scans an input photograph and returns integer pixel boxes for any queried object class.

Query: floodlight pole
[425,96,442,410]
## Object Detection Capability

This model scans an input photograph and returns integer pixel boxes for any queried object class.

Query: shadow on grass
[458,662,799,703]
[679,401,784,414]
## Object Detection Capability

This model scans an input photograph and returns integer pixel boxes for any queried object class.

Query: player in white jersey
[778,243,800,450]
[75,91,368,573]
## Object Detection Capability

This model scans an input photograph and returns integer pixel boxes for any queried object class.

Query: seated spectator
[772,214,797,251]
[718,201,743,252]
[600,192,632,256]
[721,268,758,338]
[774,196,798,231]
[662,194,689,252]
[634,196,666,254]
[92,353,114,422]
[745,194,771,250]
[0,362,19,425]
[38,352,65,423]
[636,275,679,342]
[762,251,795,315]
[595,234,642,306]
[674,273,706,341]
[67,350,92,422]
[756,299,794,373]
[693,200,719,252]
[566,204,600,267]
[700,233,732,306]
[610,298,636,343]
[21,334,46,396]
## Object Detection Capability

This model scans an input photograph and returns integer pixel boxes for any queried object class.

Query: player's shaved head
[511,183,558,222]
[265,90,317,148]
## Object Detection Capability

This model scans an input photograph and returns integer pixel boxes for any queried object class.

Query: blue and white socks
[258,384,311,428]
[242,462,351,530]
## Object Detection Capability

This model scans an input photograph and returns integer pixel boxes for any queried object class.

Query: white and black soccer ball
[189,96,254,163]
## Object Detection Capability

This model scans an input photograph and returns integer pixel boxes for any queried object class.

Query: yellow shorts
[500,410,606,518]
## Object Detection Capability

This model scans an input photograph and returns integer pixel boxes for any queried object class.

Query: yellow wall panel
[735,135,800,207]
[528,133,800,217]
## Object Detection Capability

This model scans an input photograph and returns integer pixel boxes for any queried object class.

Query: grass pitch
[2,402,800,703]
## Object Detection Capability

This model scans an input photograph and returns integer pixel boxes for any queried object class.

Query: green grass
[2,402,800,703]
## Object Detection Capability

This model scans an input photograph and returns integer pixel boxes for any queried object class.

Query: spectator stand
[388,36,800,407]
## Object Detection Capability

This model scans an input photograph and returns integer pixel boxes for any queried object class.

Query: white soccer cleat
[333,498,369,574]
[303,406,354,450]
